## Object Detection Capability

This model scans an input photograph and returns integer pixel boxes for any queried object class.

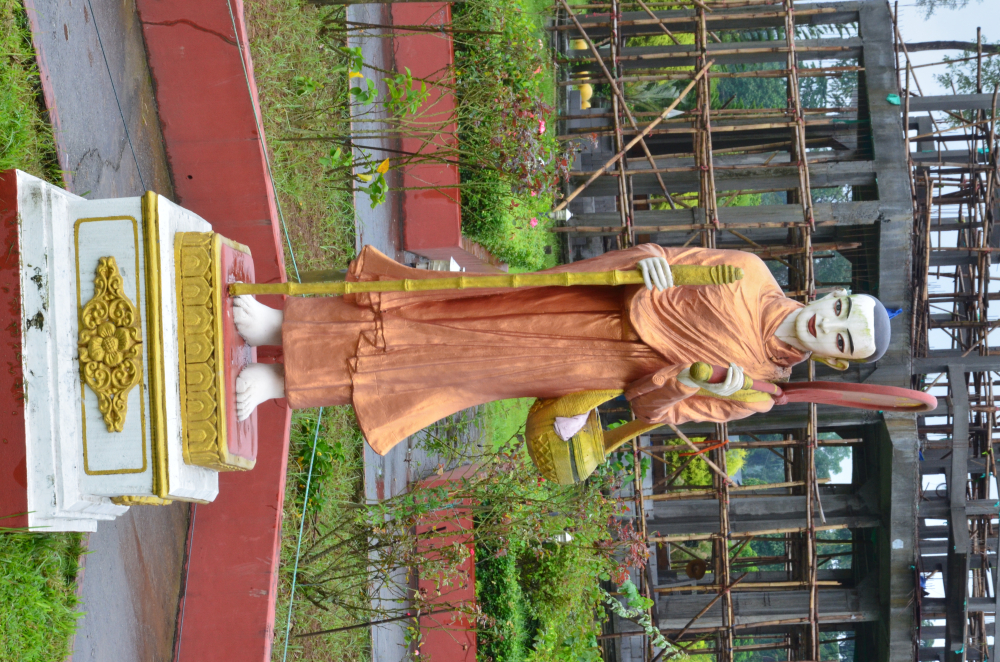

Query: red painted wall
[391,3,465,261]
[416,467,477,661]
[133,2,291,660]
[0,172,28,531]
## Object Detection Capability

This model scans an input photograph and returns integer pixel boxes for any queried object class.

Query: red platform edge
[393,3,461,258]
[0,172,28,531]
[132,2,292,660]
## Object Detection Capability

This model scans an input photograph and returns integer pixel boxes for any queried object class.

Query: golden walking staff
[227,264,744,297]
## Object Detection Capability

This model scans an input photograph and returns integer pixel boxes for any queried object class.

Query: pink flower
[533,66,542,75]
[529,217,539,228]
[537,118,546,135]
[530,190,538,197]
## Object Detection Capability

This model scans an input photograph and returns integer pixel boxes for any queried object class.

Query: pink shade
[393,4,463,255]
[416,466,478,662]
[697,362,938,412]
[220,241,258,464]
[777,381,938,412]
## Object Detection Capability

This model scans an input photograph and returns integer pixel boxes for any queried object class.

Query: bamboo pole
[649,522,851,543]
[571,45,854,64]
[644,480,809,501]
[654,580,842,594]
[553,221,830,234]
[228,264,745,297]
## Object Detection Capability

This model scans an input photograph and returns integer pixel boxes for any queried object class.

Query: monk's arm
[625,367,774,425]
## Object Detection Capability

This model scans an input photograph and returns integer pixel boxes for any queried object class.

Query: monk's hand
[637,257,673,291]
[678,362,746,397]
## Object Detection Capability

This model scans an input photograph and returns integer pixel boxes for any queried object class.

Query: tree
[916,0,982,18]
[936,45,1000,96]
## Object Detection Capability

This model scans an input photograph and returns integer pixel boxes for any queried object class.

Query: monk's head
[794,288,891,370]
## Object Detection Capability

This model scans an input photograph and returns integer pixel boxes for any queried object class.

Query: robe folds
[282,244,807,455]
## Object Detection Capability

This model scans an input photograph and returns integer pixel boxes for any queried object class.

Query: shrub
[476,545,532,662]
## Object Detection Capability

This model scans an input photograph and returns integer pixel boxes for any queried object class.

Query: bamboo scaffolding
[557,0,679,207]
[548,7,842,31]
[552,2,877,659]
[897,17,999,662]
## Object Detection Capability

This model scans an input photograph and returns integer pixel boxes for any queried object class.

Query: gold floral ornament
[78,257,144,432]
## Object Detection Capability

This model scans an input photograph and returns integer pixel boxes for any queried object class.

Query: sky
[895,0,998,96]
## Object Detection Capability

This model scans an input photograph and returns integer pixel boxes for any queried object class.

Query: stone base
[0,169,252,532]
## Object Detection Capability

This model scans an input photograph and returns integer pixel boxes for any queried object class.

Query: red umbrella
[690,362,937,413]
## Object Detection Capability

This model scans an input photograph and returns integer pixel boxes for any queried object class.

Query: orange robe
[282,244,806,455]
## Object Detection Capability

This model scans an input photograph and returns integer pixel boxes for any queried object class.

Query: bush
[452,0,565,270]
[477,539,606,662]
[477,546,532,662]
[460,173,556,271]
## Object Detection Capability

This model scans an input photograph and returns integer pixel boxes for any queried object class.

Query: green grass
[0,533,85,662]
[271,407,369,662]
[245,0,356,274]
[0,0,59,179]
[482,398,533,451]
[0,3,82,661]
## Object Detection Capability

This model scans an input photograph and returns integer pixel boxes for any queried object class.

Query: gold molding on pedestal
[141,192,170,500]
[111,495,174,506]
[175,231,254,471]
[78,256,144,433]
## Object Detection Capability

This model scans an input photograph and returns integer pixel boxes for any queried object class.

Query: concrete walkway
[22,1,186,660]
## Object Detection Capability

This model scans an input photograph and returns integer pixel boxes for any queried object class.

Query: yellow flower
[87,322,133,367]
[349,71,364,79]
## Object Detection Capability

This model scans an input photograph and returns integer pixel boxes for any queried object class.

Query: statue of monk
[232,244,891,455]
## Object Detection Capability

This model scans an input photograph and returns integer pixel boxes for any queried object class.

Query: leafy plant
[349,77,378,105]
[384,68,429,117]
[294,75,324,96]
[601,580,688,660]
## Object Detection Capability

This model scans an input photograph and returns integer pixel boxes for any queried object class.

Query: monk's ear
[812,356,849,371]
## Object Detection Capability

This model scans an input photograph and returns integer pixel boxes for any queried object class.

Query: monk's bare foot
[233,295,283,347]
[236,363,285,421]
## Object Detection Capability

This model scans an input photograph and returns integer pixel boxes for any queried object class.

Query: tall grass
[0,0,60,180]
[245,0,357,273]
[270,407,369,662]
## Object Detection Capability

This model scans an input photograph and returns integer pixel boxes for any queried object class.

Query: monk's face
[794,289,877,360]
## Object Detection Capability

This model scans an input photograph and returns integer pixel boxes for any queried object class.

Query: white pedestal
[7,170,221,531]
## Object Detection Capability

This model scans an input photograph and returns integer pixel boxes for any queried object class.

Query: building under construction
[551,1,1000,661]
